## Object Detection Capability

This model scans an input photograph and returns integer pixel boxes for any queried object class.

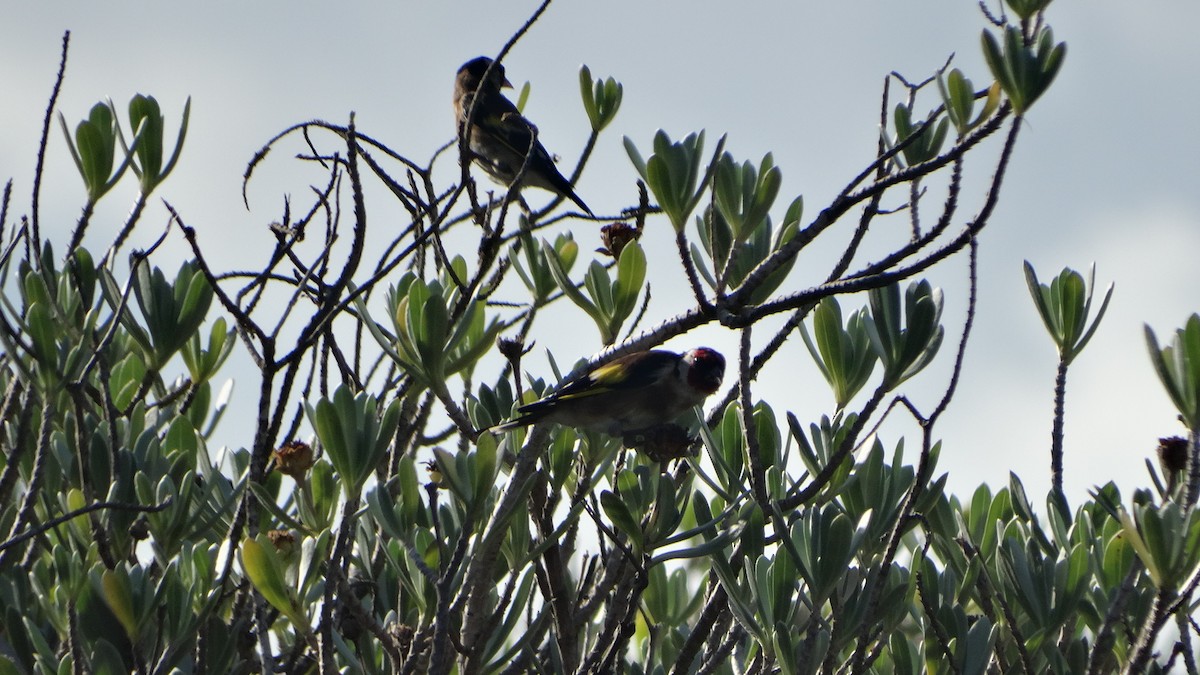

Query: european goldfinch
[494,348,726,436]
[454,56,593,215]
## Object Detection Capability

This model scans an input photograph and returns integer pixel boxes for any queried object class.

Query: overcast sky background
[2,2,1198,506]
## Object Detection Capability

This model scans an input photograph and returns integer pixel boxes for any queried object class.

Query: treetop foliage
[2,2,1199,674]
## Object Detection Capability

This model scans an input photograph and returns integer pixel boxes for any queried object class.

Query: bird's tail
[488,412,538,434]
[544,169,592,216]
[563,188,593,217]
[488,397,557,434]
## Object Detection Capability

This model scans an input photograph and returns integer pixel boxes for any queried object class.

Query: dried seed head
[267,529,297,557]
[1158,436,1189,475]
[597,221,641,259]
[273,440,315,480]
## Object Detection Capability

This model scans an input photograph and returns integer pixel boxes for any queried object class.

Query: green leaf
[129,94,164,190]
[713,152,782,243]
[584,260,613,311]
[892,105,949,166]
[131,261,212,369]
[544,238,601,320]
[310,397,348,488]
[1145,315,1200,429]
[1118,507,1161,587]
[623,136,647,179]
[802,297,878,409]
[611,242,646,328]
[630,130,724,232]
[88,639,128,675]
[601,489,644,552]
[241,536,308,632]
[59,102,131,203]
[746,215,800,304]
[1005,0,1053,22]
[939,68,977,135]
[182,316,235,382]
[866,280,944,389]
[308,386,396,497]
[579,65,623,131]
[960,615,996,675]
[982,26,1066,114]
[164,415,198,461]
[515,81,531,112]
[25,302,58,371]
[76,115,114,195]
[126,94,189,195]
[99,568,138,640]
[445,308,504,377]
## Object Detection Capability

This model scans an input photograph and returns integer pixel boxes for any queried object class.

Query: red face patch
[687,348,725,394]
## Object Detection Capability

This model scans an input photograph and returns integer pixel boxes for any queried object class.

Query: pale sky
[2,2,1198,506]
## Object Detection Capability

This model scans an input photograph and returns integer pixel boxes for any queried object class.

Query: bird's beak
[501,77,513,89]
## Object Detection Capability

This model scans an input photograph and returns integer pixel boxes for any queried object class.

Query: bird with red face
[453,56,593,215]
[493,348,726,436]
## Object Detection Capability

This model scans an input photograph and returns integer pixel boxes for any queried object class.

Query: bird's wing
[460,87,551,159]
[484,112,554,165]
[554,351,679,400]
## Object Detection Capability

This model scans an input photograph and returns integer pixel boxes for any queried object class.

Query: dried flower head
[597,221,641,259]
[424,459,444,488]
[267,529,297,557]
[496,336,527,362]
[1158,436,1188,475]
[273,440,315,480]
[392,623,415,659]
